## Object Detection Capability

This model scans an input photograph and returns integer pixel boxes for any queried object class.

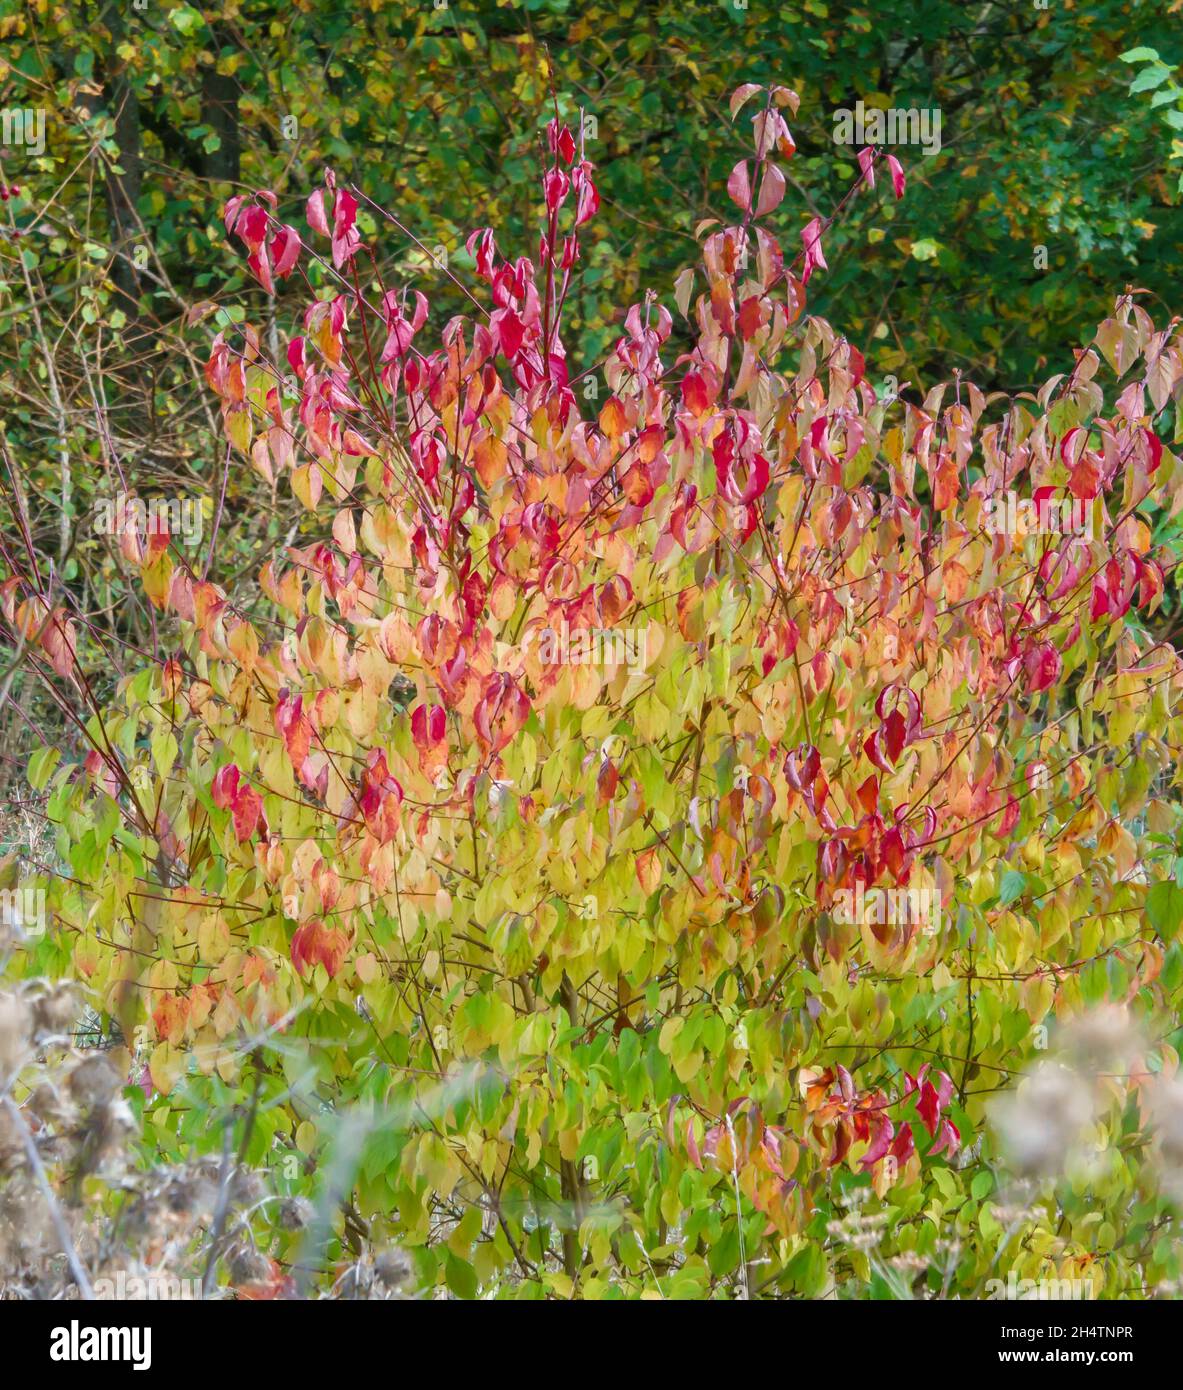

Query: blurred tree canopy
[4,0,1181,382]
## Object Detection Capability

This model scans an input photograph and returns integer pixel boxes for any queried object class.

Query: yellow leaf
[148,1041,184,1096]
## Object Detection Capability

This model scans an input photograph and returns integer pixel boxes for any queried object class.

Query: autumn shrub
[7,84,1183,1299]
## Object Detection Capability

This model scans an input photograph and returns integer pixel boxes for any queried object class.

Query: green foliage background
[5,0,1183,378]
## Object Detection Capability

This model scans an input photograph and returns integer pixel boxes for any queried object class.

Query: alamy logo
[49,1322,152,1371]
[831,883,940,936]
[1,108,46,157]
[93,1271,201,1300]
[0,884,46,938]
[985,1272,1097,1301]
[982,491,1093,540]
[833,101,941,156]
[94,493,204,546]
[537,619,648,674]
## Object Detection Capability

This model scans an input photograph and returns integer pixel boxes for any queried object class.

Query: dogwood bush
[10,84,1183,1299]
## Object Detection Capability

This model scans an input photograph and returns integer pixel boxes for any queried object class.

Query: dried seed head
[277,1196,314,1231]
[1147,1076,1183,1193]
[162,1167,217,1220]
[32,984,79,1041]
[336,1259,373,1299]
[67,1053,120,1109]
[27,1082,70,1126]
[229,1169,266,1207]
[992,1062,1094,1177]
[0,1177,52,1263]
[374,1247,412,1289]
[79,1096,136,1177]
[0,1104,22,1169]
[194,1158,223,1188]
[228,1244,271,1286]
[0,993,33,1076]
[1061,1006,1139,1077]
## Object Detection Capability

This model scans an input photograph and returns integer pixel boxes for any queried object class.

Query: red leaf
[727,160,753,212]
[1091,579,1111,622]
[859,1116,895,1171]
[875,683,921,738]
[235,204,268,251]
[681,372,713,418]
[597,758,620,806]
[306,187,331,236]
[863,729,893,774]
[573,163,599,226]
[783,742,820,794]
[916,1081,940,1136]
[856,775,879,816]
[800,217,828,285]
[291,920,349,979]
[331,188,361,268]
[882,827,908,880]
[737,294,770,340]
[889,1122,915,1164]
[232,785,264,843]
[493,308,525,359]
[211,764,240,809]
[466,227,497,280]
[247,245,273,295]
[929,1116,961,1157]
[729,83,763,120]
[223,195,246,236]
[1024,640,1062,692]
[686,1118,702,1170]
[1145,428,1163,473]
[543,167,570,213]
[547,120,576,165]
[882,708,908,763]
[275,691,312,776]
[997,796,1020,838]
[1069,457,1100,501]
[287,336,307,379]
[474,672,530,757]
[411,703,447,749]
[270,224,301,279]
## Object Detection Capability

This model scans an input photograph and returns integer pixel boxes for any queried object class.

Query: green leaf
[707,1218,740,1277]
[1146,880,1183,940]
[445,1251,478,1300]
[1130,65,1172,93]
[998,870,1027,907]
[169,5,205,35]
[28,744,61,792]
[151,729,179,779]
